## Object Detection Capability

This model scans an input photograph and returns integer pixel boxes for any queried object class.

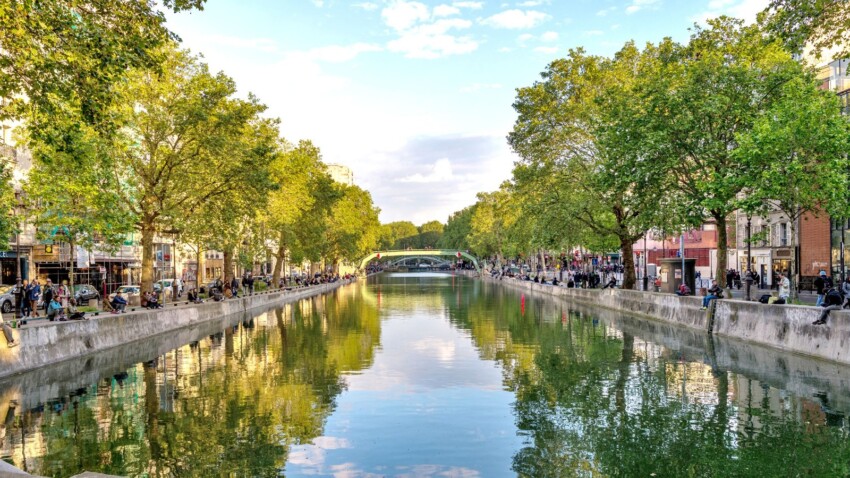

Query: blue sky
[166,0,767,225]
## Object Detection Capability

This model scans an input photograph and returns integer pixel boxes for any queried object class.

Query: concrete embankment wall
[0,282,351,380]
[487,276,850,365]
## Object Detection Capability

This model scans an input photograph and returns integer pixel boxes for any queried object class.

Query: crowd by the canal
[0,271,356,349]
[488,261,850,327]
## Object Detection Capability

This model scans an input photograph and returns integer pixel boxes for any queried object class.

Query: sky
[165,0,768,225]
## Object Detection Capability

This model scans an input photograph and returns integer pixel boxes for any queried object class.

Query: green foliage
[438,206,476,251]
[0,0,206,128]
[324,184,381,267]
[379,221,419,249]
[763,0,850,59]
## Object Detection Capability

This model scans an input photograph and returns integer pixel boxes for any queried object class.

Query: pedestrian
[19,279,30,318]
[778,273,791,302]
[701,280,723,310]
[842,277,850,309]
[42,279,54,311]
[230,276,239,298]
[247,273,255,295]
[814,287,843,325]
[815,271,828,306]
[28,280,40,318]
[57,280,70,308]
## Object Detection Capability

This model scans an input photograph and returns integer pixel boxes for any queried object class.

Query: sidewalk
[725,286,819,305]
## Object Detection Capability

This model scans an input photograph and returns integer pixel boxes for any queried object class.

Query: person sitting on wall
[67,298,86,320]
[187,288,202,303]
[143,291,162,309]
[701,280,723,310]
[814,287,843,325]
[602,277,617,289]
[111,292,127,313]
[676,283,691,296]
[46,297,63,321]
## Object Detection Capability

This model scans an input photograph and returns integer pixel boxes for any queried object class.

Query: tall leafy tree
[628,18,805,286]
[0,0,206,128]
[378,221,419,250]
[763,0,850,59]
[24,113,135,287]
[417,220,444,248]
[323,185,380,271]
[438,206,476,251]
[112,46,269,292]
[735,76,850,298]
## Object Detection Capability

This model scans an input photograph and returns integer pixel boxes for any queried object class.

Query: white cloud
[400,158,454,183]
[625,0,660,14]
[352,2,379,10]
[387,19,478,59]
[381,3,479,59]
[517,32,534,43]
[540,31,558,42]
[517,0,549,5]
[453,1,484,8]
[434,4,461,16]
[481,9,550,29]
[382,1,430,31]
[311,0,324,7]
[596,6,617,16]
[533,46,559,53]
[200,34,279,53]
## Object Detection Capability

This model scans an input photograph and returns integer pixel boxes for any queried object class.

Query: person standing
[778,273,791,302]
[57,280,70,308]
[28,280,40,318]
[815,271,828,306]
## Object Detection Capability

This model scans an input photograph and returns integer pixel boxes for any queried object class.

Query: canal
[1,272,849,477]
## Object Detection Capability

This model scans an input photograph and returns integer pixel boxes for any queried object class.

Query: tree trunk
[621,238,636,289]
[141,220,155,294]
[196,243,203,288]
[789,216,798,301]
[223,248,234,282]
[68,238,75,289]
[715,214,729,288]
[272,242,285,286]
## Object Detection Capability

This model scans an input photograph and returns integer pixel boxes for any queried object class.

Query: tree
[509,45,674,288]
[417,220,444,248]
[378,221,419,250]
[264,140,334,284]
[763,0,850,59]
[0,0,206,129]
[113,46,269,293]
[735,76,850,298]
[24,113,135,287]
[627,18,805,287]
[323,185,380,271]
[438,206,476,251]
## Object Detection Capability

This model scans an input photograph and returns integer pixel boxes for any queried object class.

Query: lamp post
[13,191,22,320]
[643,233,648,291]
[746,216,753,301]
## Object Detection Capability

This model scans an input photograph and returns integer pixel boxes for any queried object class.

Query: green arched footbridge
[359,250,481,275]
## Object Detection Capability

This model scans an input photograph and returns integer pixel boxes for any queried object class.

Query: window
[780,223,788,247]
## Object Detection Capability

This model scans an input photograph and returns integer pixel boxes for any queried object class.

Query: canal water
[1,272,849,477]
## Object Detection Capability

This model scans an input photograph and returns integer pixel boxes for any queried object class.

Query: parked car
[0,285,14,313]
[108,285,141,303]
[154,279,184,297]
[73,284,100,304]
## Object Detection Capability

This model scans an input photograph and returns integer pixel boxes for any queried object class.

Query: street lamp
[643,233,649,291]
[12,191,25,320]
[746,216,753,301]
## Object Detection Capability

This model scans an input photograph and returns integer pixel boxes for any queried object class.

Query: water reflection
[0,274,847,476]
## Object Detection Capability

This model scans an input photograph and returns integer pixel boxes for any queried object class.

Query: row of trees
[0,2,381,293]
[441,14,850,291]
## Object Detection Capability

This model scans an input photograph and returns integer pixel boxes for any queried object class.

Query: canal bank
[486,276,850,366]
[0,280,354,380]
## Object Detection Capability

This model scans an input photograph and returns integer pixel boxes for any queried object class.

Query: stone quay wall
[486,276,850,366]
[0,281,352,380]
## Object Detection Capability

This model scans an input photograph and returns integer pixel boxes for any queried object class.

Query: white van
[154,278,184,297]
